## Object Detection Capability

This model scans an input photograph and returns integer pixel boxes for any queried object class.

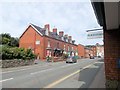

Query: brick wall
[91,46,97,56]
[85,49,90,58]
[44,36,78,58]
[104,29,120,81]
[77,44,85,58]
[19,26,44,59]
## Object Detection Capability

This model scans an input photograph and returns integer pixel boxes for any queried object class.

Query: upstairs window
[48,40,50,47]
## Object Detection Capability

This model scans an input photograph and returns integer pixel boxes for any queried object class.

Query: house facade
[77,44,85,58]
[84,47,94,58]
[85,44,104,58]
[96,43,104,57]
[19,24,81,60]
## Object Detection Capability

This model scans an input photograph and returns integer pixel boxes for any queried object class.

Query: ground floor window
[53,49,64,57]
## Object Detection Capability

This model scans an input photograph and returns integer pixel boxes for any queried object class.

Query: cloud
[1,1,103,45]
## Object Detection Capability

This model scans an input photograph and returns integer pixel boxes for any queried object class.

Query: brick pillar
[104,29,120,88]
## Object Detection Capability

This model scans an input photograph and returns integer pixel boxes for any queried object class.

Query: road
[1,58,105,88]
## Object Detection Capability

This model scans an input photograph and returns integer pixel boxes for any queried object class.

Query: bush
[1,46,36,60]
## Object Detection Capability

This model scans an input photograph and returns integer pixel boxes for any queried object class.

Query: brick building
[91,45,97,57]
[19,24,83,60]
[84,47,94,58]
[96,43,104,57]
[85,44,104,58]
[77,44,85,58]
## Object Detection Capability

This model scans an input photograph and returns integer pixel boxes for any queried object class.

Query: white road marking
[2,68,31,74]
[30,68,53,75]
[2,59,100,75]
[0,78,13,83]
[30,63,78,75]
[2,60,83,74]
[2,64,51,74]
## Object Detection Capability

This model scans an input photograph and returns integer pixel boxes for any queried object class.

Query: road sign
[87,30,103,39]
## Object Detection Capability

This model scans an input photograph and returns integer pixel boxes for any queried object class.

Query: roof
[91,2,105,26]
[31,24,63,40]
[20,23,76,45]
[92,2,120,30]
[31,24,46,35]
[84,47,93,51]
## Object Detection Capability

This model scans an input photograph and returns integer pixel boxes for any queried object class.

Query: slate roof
[31,24,62,40]
[31,24,46,35]
[31,23,75,44]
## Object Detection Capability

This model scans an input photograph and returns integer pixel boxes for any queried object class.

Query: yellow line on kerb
[44,64,93,88]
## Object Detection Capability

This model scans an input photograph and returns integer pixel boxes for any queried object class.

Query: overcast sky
[1,0,103,45]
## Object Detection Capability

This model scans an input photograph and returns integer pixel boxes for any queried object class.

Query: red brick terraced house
[84,47,94,58]
[19,24,83,60]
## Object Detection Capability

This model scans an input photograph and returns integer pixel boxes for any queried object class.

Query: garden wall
[2,59,34,68]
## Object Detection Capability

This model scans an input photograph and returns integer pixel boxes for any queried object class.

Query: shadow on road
[78,59,104,88]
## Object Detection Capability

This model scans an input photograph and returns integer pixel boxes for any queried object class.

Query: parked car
[66,56,77,63]
[90,56,94,59]
[98,56,101,58]
[34,59,39,64]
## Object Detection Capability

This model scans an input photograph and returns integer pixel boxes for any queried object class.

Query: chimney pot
[65,34,68,37]
[59,31,64,37]
[53,28,57,33]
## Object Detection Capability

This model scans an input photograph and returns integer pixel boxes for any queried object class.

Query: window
[36,40,40,45]
[72,47,73,50]
[48,40,50,47]
[64,45,66,50]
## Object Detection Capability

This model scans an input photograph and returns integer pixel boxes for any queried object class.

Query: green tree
[10,37,19,47]
[0,33,19,47]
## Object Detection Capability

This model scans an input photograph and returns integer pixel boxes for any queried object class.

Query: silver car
[66,56,77,63]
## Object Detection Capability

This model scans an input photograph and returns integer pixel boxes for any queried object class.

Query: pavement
[89,61,105,88]
[52,59,105,88]
[1,58,106,88]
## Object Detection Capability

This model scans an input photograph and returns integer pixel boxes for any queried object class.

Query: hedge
[1,45,36,60]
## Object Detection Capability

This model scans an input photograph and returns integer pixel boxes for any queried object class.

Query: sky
[0,0,103,45]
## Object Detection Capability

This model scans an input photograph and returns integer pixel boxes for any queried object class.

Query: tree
[1,33,11,39]
[0,33,35,60]
[10,37,19,47]
[0,33,19,47]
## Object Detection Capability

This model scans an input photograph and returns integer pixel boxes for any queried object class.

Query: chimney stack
[72,40,75,44]
[59,31,64,37]
[69,36,72,43]
[44,24,50,35]
[65,34,68,38]
[44,24,50,31]
[53,28,57,33]
[69,36,72,40]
